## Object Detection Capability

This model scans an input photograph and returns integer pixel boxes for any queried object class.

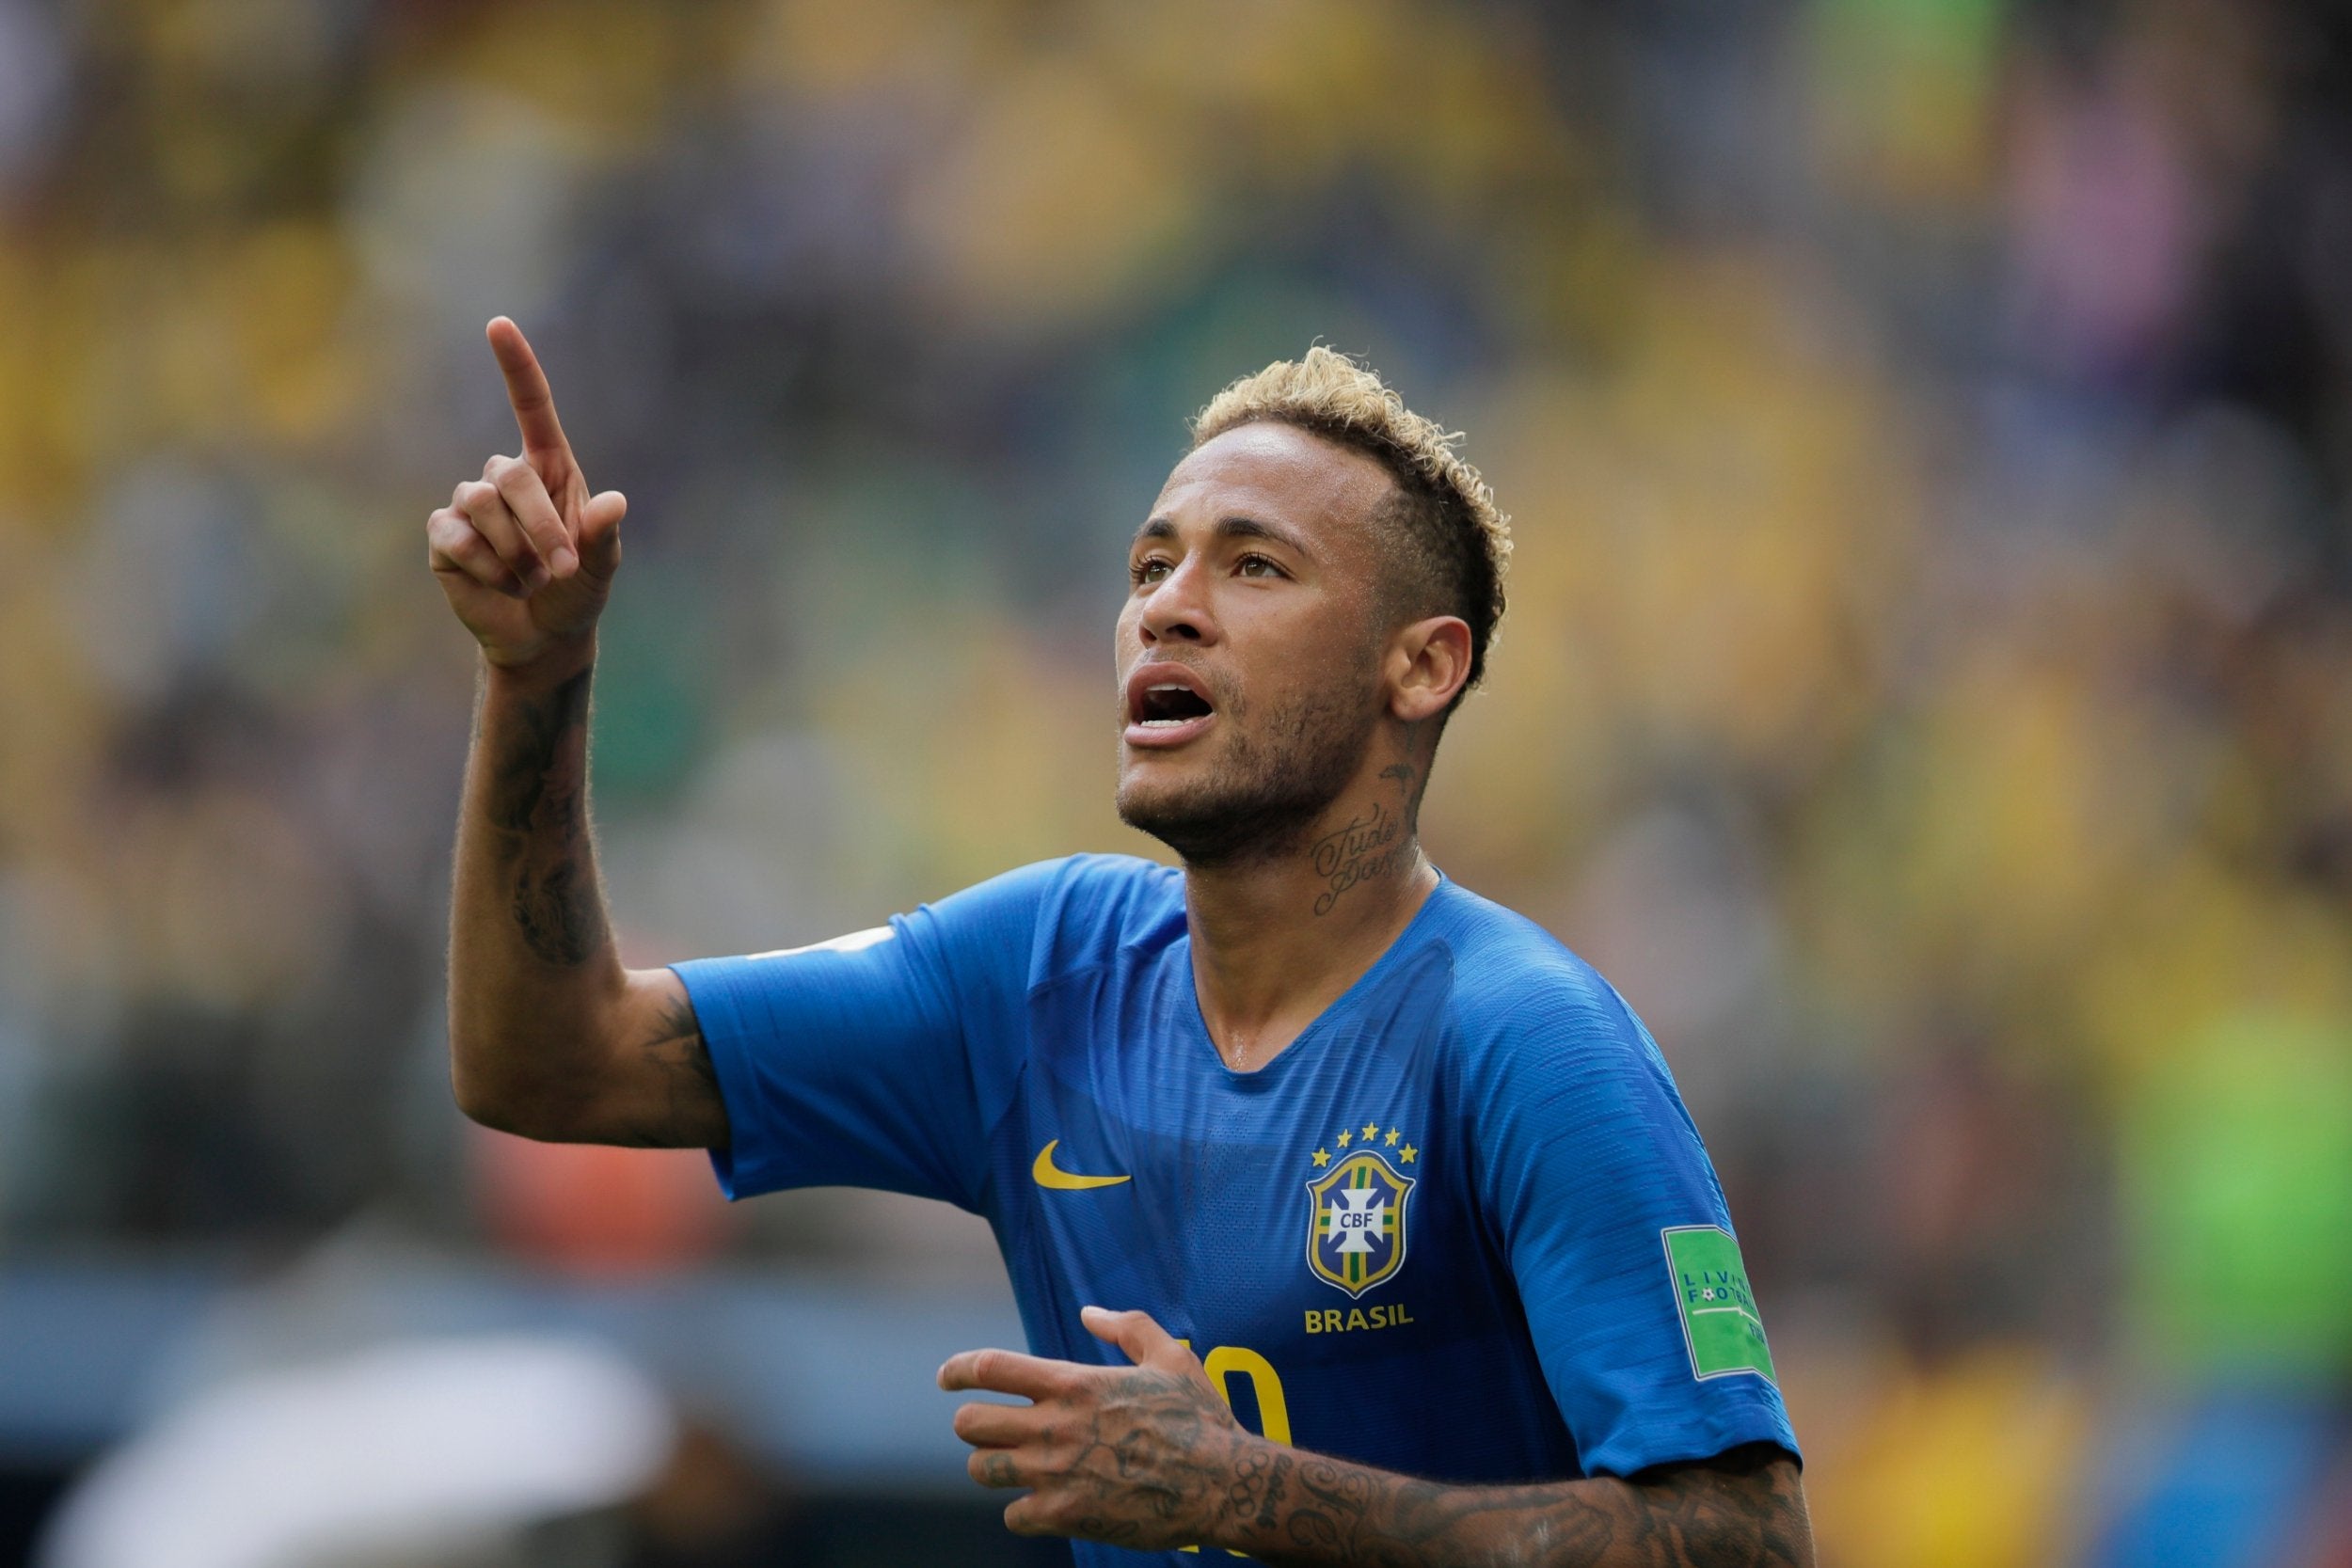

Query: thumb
[577,490,626,578]
[1081,1306,1187,1370]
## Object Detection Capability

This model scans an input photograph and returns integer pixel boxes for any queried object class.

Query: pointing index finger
[485,316,571,468]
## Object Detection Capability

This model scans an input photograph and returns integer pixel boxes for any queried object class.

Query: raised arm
[942,1307,1814,1567]
[432,317,727,1148]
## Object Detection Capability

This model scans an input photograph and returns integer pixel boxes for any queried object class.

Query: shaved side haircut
[1192,347,1512,712]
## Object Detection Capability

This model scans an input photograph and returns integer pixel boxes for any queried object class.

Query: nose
[1136,555,1218,647]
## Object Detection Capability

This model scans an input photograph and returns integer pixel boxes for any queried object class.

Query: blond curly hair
[1191,347,1511,702]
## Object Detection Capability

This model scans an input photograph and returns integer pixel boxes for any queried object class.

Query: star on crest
[1402,1144,1418,1163]
[1360,1121,1379,1142]
[1385,1128,1400,1146]
[1336,1129,1351,1148]
[1311,1148,1330,1167]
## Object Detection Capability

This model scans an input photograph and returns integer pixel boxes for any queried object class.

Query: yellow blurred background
[2,1,2350,1564]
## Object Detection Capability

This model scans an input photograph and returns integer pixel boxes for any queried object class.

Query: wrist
[1203,1431,1293,1558]
[482,634,596,693]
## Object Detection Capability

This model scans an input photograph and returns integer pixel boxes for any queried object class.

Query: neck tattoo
[1222,740,1428,1069]
[1309,744,1422,919]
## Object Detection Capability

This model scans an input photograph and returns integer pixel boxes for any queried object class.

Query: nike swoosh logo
[1032,1139,1131,1191]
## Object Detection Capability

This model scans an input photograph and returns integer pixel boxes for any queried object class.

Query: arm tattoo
[971,1345,1804,1564]
[484,668,607,966]
[612,990,726,1148]
[1226,1441,1812,1568]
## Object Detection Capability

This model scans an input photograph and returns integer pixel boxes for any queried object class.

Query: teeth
[1134,675,1210,729]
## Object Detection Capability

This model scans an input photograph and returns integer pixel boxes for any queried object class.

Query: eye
[1236,553,1286,578]
[1131,556,1173,586]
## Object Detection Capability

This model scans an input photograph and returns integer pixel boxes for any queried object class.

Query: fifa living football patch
[1661,1226,1777,1383]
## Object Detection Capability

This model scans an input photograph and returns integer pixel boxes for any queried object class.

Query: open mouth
[1123,664,1218,747]
[1136,684,1214,726]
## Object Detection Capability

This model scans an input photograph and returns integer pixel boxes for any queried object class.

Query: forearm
[1211,1439,1811,1568]
[447,640,624,1131]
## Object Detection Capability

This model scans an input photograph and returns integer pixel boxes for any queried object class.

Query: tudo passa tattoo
[1311,801,1407,916]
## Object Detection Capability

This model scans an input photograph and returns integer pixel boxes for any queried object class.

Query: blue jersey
[675,855,1797,1564]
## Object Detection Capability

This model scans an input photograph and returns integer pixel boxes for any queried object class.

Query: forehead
[1150,422,1397,549]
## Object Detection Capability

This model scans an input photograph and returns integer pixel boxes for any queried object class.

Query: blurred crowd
[2,0,2351,1563]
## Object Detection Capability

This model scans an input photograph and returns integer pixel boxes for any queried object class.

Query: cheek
[1244,604,1374,694]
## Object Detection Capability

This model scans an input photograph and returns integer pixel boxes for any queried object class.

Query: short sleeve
[671,860,1063,1212]
[1467,973,1801,1479]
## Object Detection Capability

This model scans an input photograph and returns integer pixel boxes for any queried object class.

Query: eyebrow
[1132,515,1313,556]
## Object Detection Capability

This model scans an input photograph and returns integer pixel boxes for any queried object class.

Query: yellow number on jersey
[1180,1341,1290,1556]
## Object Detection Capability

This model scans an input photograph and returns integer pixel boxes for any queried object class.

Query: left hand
[940,1305,1253,1549]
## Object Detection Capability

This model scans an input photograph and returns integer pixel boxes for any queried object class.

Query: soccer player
[431,316,1812,1567]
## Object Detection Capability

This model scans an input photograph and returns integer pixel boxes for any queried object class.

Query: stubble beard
[1117,678,1381,870]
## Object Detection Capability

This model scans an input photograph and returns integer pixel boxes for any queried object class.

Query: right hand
[427,316,628,672]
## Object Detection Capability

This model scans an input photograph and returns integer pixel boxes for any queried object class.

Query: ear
[1386,615,1472,723]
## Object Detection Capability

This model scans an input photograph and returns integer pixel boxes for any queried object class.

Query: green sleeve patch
[1662,1226,1777,1383]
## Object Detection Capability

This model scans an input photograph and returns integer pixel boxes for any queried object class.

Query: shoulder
[939,853,1184,985]
[892,854,1180,1013]
[1428,881,1716,1195]
[1426,879,1668,1085]
[1039,852,1186,935]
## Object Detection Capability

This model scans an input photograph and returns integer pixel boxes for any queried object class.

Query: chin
[1114,679,1381,867]
[1113,768,1195,837]
[1117,762,1337,869]
[1115,733,1224,816]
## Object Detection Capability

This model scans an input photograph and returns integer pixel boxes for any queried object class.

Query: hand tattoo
[948,1307,1811,1566]
[946,1324,1257,1554]
[1009,1366,1241,1548]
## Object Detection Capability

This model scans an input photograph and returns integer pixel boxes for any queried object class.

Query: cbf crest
[1306,1142,1416,1298]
